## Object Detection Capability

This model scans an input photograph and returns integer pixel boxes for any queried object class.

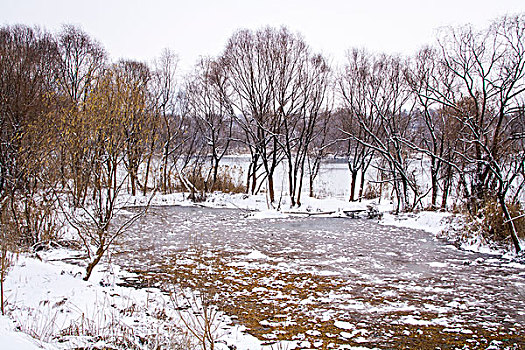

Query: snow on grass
[1,248,273,350]
[3,190,522,348]
[380,210,452,235]
[0,316,42,350]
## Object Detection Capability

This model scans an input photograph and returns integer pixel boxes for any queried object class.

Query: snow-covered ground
[1,191,523,349]
[2,246,267,349]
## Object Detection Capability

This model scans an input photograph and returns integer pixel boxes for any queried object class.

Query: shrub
[175,166,246,199]
[467,198,525,245]
[211,166,246,194]
[1,203,20,315]
[362,183,380,200]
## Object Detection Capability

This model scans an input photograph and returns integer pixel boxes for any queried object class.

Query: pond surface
[114,205,525,349]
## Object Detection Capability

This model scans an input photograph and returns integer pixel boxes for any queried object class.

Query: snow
[249,209,289,219]
[244,250,269,260]
[2,186,524,348]
[1,249,273,350]
[428,262,449,268]
[400,315,433,326]
[380,211,452,235]
[0,316,41,350]
[334,321,355,330]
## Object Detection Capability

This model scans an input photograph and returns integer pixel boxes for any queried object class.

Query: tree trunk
[309,174,314,198]
[130,166,137,196]
[84,244,105,281]
[212,158,219,190]
[288,159,296,207]
[297,168,304,207]
[1,275,4,315]
[358,169,366,202]
[143,156,152,196]
[498,193,522,254]
[268,176,275,204]
[430,157,438,209]
[1,250,5,315]
[250,159,258,195]
[441,164,452,210]
[349,170,358,202]
[162,145,169,194]
[246,162,252,194]
[143,134,156,196]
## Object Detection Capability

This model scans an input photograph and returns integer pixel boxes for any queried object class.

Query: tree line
[1,15,524,260]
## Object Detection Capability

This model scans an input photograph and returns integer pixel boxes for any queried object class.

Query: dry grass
[480,199,525,241]
[14,291,196,349]
[175,166,246,197]
[464,198,525,249]
[362,183,380,200]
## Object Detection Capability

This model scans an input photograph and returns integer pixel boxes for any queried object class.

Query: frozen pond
[115,205,525,348]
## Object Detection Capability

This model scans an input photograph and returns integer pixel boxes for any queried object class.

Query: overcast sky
[2,0,524,72]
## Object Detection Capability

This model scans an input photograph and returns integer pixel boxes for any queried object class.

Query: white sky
[2,0,524,73]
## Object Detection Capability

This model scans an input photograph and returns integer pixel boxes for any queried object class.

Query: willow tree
[115,60,155,196]
[59,67,150,280]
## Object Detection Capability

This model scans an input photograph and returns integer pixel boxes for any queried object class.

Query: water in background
[220,155,354,200]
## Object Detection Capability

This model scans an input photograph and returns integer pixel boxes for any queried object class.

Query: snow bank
[244,250,269,260]
[0,316,42,350]
[380,211,453,235]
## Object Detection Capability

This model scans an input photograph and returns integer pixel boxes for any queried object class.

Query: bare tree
[338,50,381,203]
[55,24,106,206]
[339,50,419,211]
[404,46,460,209]
[434,15,525,252]
[306,110,334,198]
[0,25,60,245]
[277,51,332,207]
[56,24,106,104]
[151,49,188,194]
[167,85,206,200]
[221,27,283,205]
[186,57,234,192]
